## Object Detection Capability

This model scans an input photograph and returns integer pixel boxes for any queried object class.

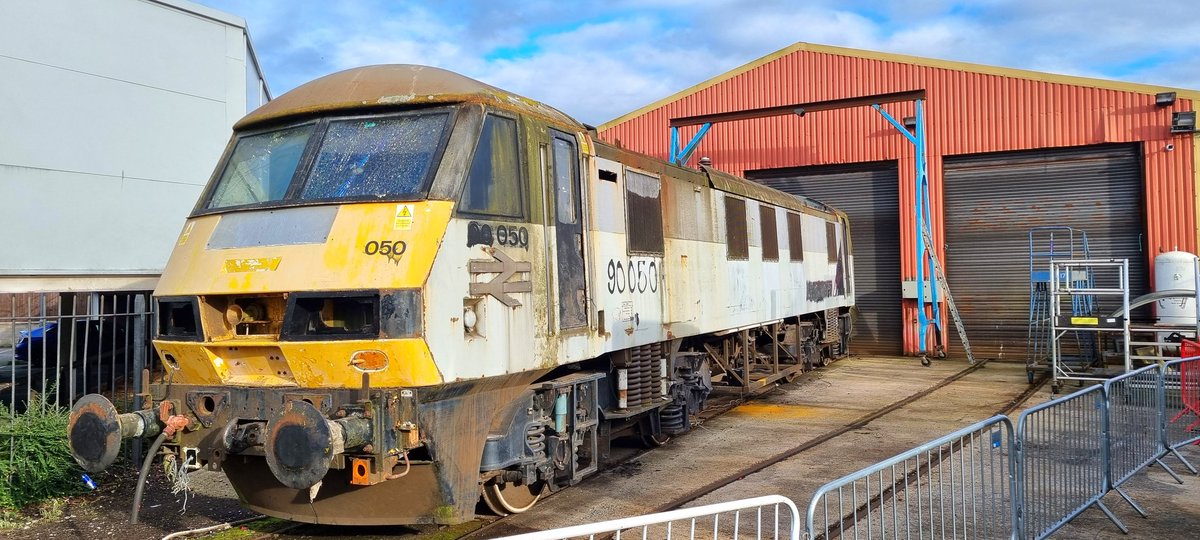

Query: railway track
[179,358,1044,540]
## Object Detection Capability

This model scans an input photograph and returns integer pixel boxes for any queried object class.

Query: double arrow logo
[469,248,532,307]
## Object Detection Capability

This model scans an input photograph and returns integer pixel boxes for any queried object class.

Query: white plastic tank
[1155,250,1198,325]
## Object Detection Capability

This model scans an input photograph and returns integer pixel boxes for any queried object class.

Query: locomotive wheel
[482,480,545,515]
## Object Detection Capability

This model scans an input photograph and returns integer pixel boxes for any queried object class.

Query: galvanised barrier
[1162,356,1200,475]
[1015,385,1120,539]
[496,494,801,540]
[1103,364,1167,518]
[804,415,1016,540]
[801,362,1198,539]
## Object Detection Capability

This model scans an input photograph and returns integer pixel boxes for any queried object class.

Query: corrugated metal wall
[942,144,1147,360]
[748,162,902,355]
[599,46,1197,356]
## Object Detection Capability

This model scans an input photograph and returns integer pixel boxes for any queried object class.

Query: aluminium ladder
[920,226,976,365]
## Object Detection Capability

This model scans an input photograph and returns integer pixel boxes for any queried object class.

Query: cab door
[547,130,587,330]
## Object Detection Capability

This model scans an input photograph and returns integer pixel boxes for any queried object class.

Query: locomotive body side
[65,65,854,526]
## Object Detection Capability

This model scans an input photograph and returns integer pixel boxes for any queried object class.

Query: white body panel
[424,145,853,380]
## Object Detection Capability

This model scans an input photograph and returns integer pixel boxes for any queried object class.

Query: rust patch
[67,395,123,473]
[234,65,582,131]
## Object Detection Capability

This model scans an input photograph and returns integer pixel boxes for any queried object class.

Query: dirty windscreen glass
[460,114,522,217]
[206,124,315,209]
[301,112,449,200]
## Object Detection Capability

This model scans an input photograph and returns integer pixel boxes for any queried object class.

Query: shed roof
[599,42,1200,131]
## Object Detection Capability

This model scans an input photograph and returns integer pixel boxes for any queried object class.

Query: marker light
[349,350,388,372]
[463,307,478,330]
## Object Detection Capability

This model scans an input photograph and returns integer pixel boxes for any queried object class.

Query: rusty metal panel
[724,196,749,260]
[759,205,779,261]
[943,144,1146,360]
[600,47,1197,355]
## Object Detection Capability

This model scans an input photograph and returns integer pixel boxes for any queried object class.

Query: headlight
[281,292,379,340]
[157,297,202,340]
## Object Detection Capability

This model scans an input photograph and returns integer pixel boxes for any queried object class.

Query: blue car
[3,319,129,411]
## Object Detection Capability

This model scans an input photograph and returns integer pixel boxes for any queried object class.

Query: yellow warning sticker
[393,204,414,230]
[177,222,195,246]
[1070,316,1099,326]
[223,257,281,273]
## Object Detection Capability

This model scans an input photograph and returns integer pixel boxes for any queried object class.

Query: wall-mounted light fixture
[902,116,917,130]
[793,107,806,117]
[1156,92,1177,107]
[1171,111,1196,134]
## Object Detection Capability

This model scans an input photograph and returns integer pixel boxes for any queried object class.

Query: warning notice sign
[394,204,414,230]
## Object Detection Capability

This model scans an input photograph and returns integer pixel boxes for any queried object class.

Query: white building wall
[0,0,267,287]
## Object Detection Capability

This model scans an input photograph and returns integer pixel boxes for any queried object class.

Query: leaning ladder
[921,226,977,365]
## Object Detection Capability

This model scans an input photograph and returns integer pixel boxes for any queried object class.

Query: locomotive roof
[235,64,845,222]
[593,140,844,221]
[234,64,583,130]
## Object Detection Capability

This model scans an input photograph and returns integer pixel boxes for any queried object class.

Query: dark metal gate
[2,291,154,412]
[943,144,1147,360]
[748,161,902,355]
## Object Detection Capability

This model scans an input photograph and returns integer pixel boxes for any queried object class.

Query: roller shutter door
[943,144,1147,360]
[748,162,902,355]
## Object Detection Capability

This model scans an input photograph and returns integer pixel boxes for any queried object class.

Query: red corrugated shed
[598,43,1199,355]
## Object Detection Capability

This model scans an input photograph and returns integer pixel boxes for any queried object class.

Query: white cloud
[200,0,1200,125]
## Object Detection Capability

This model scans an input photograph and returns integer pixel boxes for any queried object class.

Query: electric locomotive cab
[66,65,591,525]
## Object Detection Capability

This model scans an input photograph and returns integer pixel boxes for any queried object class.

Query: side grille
[824,308,840,342]
[616,342,665,408]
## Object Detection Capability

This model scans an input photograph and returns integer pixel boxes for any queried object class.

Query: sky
[197,0,1200,126]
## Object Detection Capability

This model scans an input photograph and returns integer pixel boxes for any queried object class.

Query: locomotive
[66,65,854,525]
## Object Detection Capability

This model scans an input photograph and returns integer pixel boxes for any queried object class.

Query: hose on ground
[131,431,169,524]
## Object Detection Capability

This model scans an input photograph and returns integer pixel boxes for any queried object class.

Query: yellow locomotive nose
[150,201,455,390]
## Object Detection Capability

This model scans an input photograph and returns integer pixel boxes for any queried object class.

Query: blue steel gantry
[666,90,974,364]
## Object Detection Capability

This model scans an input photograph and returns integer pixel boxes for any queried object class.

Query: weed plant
[0,394,87,510]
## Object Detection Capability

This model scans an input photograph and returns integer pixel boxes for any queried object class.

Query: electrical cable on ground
[160,516,263,540]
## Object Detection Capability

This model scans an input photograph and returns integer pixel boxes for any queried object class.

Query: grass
[0,393,89,511]
[205,517,293,539]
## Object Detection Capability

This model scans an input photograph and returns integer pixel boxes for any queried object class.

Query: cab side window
[460,114,523,218]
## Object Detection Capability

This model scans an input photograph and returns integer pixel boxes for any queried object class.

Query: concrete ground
[483,356,1200,539]
[13,355,1199,539]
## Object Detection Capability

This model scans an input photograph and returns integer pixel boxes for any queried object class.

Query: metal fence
[1015,385,1115,539]
[511,356,1200,540]
[802,358,1200,539]
[1162,357,1200,473]
[1103,364,1164,515]
[805,416,1015,540]
[1,291,154,413]
[496,495,802,540]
